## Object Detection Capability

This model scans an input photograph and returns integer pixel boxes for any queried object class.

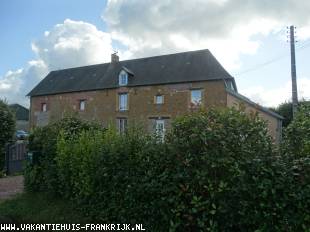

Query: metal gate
[5,142,27,175]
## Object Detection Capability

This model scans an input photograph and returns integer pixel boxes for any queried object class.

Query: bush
[282,105,310,159]
[272,100,310,127]
[25,108,310,231]
[0,99,15,169]
[24,117,103,193]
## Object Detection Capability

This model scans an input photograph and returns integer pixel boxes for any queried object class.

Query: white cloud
[0,19,115,106]
[0,61,48,106]
[103,0,310,70]
[2,1,310,107]
[240,77,310,107]
[33,19,114,70]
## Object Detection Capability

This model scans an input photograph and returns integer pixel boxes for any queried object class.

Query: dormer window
[119,70,128,86]
[225,80,236,92]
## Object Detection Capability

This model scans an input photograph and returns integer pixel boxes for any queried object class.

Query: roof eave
[226,88,284,120]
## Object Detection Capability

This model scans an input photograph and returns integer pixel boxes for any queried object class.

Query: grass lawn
[0,192,89,223]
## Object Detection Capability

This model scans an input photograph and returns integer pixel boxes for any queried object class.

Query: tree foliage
[24,108,310,231]
[0,99,15,169]
[282,104,310,159]
[272,100,310,127]
[24,117,103,192]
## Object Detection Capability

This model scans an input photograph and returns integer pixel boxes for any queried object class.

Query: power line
[234,38,310,77]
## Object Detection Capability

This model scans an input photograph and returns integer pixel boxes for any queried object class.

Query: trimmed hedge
[24,109,310,231]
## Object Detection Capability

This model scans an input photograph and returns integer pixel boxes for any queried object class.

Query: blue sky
[1,0,310,107]
[0,0,107,75]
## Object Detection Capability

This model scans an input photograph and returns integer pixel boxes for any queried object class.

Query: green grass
[0,192,90,223]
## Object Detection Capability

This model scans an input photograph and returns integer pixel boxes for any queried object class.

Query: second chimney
[111,52,119,63]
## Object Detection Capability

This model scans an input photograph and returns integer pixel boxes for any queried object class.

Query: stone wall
[30,80,227,132]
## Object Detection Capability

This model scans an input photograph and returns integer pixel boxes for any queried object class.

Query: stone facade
[30,80,227,130]
[30,79,282,143]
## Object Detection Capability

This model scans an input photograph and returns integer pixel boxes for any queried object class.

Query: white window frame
[41,103,47,112]
[190,89,202,106]
[119,70,128,86]
[79,100,86,111]
[118,118,128,133]
[119,93,128,111]
[155,119,165,142]
[155,95,164,104]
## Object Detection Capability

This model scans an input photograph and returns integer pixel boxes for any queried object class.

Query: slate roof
[27,49,235,97]
[9,104,29,121]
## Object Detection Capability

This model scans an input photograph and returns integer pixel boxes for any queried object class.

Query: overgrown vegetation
[282,105,310,159]
[24,117,103,193]
[271,100,310,127]
[0,99,15,170]
[23,108,310,231]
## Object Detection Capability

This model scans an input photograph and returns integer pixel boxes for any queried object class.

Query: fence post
[4,143,11,175]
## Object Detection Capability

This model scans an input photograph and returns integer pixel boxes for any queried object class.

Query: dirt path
[0,175,24,200]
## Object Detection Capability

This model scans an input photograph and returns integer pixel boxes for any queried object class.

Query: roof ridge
[49,49,211,73]
[28,49,233,97]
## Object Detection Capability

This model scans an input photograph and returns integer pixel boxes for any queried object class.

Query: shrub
[282,105,310,159]
[272,100,310,127]
[160,108,278,231]
[24,117,103,193]
[26,108,310,231]
[55,126,163,225]
[0,99,15,169]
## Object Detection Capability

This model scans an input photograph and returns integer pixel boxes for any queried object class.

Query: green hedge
[282,105,310,159]
[24,117,103,193]
[24,109,310,231]
[0,99,15,169]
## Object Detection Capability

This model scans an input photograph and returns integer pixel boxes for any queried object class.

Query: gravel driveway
[0,175,24,200]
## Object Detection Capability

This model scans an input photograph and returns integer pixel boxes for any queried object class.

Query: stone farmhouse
[27,49,283,143]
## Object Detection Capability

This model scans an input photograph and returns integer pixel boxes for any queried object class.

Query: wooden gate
[5,142,27,175]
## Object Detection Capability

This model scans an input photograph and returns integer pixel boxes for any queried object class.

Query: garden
[1,101,310,231]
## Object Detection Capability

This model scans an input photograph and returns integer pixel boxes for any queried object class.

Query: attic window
[119,70,128,86]
[226,80,236,92]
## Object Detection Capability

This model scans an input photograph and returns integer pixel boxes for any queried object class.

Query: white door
[155,120,165,142]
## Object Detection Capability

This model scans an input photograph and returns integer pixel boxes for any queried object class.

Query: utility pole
[289,25,298,117]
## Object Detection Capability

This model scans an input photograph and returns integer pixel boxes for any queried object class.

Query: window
[118,118,128,133]
[191,89,202,106]
[155,95,164,104]
[79,100,86,111]
[119,93,128,111]
[119,71,128,86]
[41,103,47,112]
[155,119,165,142]
[226,80,235,91]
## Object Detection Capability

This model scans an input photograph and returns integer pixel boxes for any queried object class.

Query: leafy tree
[0,99,15,169]
[282,104,310,158]
[272,100,310,127]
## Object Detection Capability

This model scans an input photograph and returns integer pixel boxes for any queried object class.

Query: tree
[282,104,310,158]
[0,99,16,170]
[272,100,310,127]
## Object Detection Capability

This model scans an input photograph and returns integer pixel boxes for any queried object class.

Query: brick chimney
[111,52,119,63]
